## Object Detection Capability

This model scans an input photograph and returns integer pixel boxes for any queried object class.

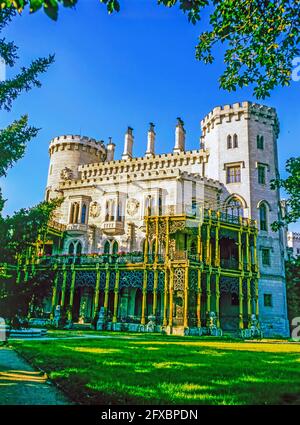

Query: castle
[35,101,289,337]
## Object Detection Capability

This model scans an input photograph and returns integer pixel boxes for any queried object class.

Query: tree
[0,8,58,271]
[271,157,300,231]
[285,256,300,329]
[0,8,54,207]
[2,1,300,98]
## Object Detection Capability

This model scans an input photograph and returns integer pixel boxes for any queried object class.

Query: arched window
[81,204,87,224]
[226,197,243,217]
[104,240,111,254]
[259,203,268,231]
[233,134,238,148]
[68,242,75,255]
[257,135,264,149]
[76,241,82,255]
[112,241,119,255]
[227,135,232,149]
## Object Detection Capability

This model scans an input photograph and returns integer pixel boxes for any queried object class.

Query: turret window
[233,134,238,148]
[258,165,266,184]
[227,134,238,149]
[259,203,268,231]
[227,135,232,149]
[257,135,264,149]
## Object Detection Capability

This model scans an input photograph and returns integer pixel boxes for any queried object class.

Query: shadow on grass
[10,336,300,405]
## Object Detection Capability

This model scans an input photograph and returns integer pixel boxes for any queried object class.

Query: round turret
[46,135,107,199]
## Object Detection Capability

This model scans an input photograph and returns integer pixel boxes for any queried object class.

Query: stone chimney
[145,122,155,158]
[173,117,185,154]
[106,137,115,162]
[122,127,134,160]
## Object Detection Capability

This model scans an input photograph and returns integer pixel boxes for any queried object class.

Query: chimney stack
[173,117,185,154]
[122,127,134,160]
[145,122,155,158]
[106,137,115,162]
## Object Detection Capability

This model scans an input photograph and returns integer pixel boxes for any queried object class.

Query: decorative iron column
[141,268,148,325]
[215,273,220,328]
[206,272,211,316]
[60,264,67,309]
[183,266,189,328]
[93,264,101,320]
[168,267,174,327]
[103,265,110,318]
[238,276,244,329]
[112,268,120,323]
[152,268,158,318]
[247,277,251,325]
[67,264,76,322]
[163,268,169,326]
[50,264,59,320]
[196,269,202,327]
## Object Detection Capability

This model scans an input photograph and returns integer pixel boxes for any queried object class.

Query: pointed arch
[227,135,232,149]
[233,134,238,148]
[104,240,111,254]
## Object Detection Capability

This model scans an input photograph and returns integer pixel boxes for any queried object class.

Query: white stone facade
[45,102,290,337]
[287,232,300,258]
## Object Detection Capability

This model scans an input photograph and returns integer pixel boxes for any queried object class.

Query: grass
[9,332,300,405]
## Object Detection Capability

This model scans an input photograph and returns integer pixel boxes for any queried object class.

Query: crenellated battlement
[201,101,279,136]
[49,134,107,159]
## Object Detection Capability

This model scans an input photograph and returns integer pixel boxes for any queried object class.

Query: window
[297,248,300,255]
[104,241,110,254]
[258,165,266,184]
[112,241,118,255]
[69,202,79,224]
[81,204,87,224]
[257,135,264,149]
[259,203,268,231]
[226,197,243,217]
[68,242,74,255]
[264,294,272,307]
[226,166,241,183]
[233,134,238,148]
[76,242,82,255]
[227,135,232,149]
[159,196,163,216]
[262,248,270,266]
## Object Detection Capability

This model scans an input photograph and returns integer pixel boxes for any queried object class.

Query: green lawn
[10,333,300,405]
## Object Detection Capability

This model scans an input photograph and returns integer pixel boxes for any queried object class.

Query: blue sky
[1,0,300,231]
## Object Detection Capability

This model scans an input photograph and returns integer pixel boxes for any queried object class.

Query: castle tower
[201,101,289,337]
[46,135,107,200]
